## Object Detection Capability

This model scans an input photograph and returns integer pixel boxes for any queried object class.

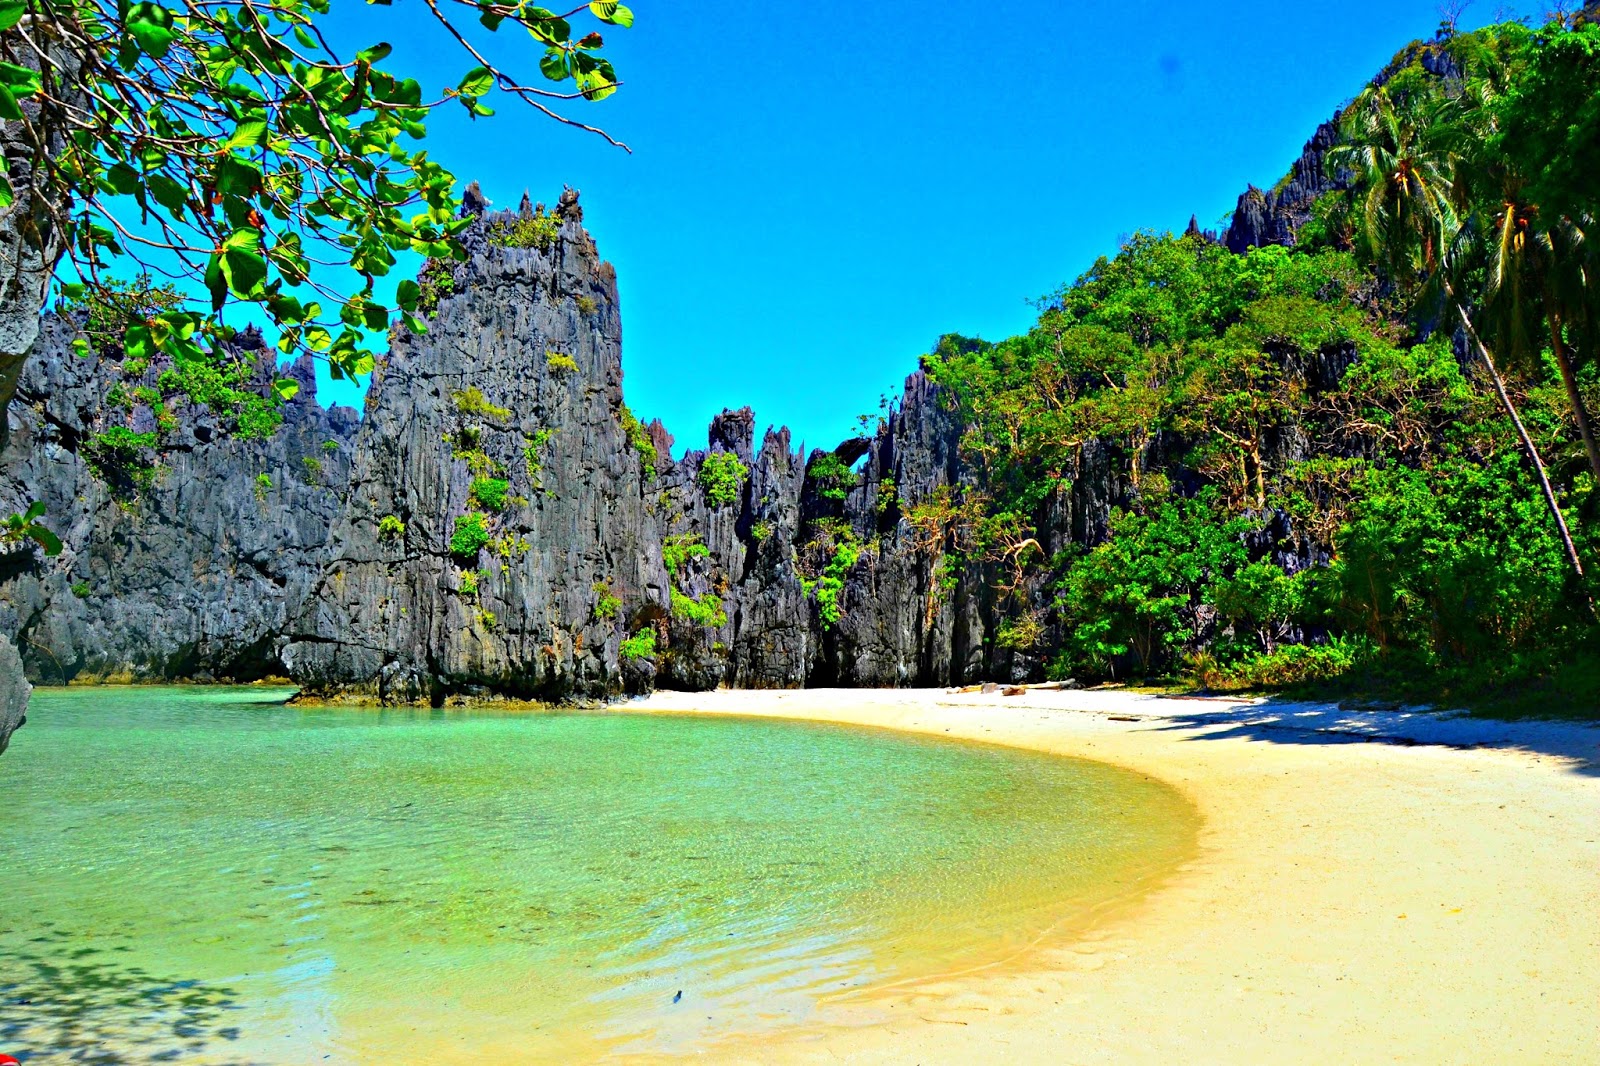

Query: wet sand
[636,687,1600,1064]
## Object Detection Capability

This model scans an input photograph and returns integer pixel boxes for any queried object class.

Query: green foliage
[671,588,727,628]
[486,212,562,251]
[23,0,637,393]
[378,514,406,542]
[253,473,271,501]
[698,451,749,508]
[808,452,858,502]
[470,477,510,512]
[524,428,554,483]
[416,259,457,318]
[450,512,491,560]
[593,581,622,620]
[322,440,340,453]
[814,534,862,630]
[300,456,322,485]
[547,351,580,375]
[458,568,483,600]
[451,388,511,422]
[750,520,773,542]
[84,427,159,495]
[1,502,62,556]
[576,295,598,315]
[70,580,92,599]
[662,533,710,574]
[620,627,657,661]
[619,403,657,470]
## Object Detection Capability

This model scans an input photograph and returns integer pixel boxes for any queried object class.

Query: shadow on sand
[0,928,262,1065]
[1128,695,1600,778]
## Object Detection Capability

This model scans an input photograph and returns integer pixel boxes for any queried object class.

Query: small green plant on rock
[322,439,340,453]
[71,580,92,599]
[671,588,728,628]
[254,473,272,501]
[524,428,554,483]
[619,404,657,471]
[663,533,710,574]
[546,351,579,375]
[593,581,622,620]
[808,452,857,502]
[470,477,509,512]
[378,514,406,542]
[450,512,491,560]
[84,427,160,496]
[451,387,511,422]
[698,451,749,509]
[576,295,598,315]
[814,534,862,630]
[416,258,456,317]
[751,520,772,542]
[620,628,657,661]
[300,456,323,485]
[487,213,562,251]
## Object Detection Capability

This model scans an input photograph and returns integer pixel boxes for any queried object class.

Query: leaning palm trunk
[1546,312,1600,485]
[1451,295,1587,582]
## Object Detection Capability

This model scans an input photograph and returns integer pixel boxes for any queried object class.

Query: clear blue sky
[315,0,1518,453]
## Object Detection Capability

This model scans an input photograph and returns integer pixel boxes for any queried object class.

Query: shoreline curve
[632,687,1600,1064]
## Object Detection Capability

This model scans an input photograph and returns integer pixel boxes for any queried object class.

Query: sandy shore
[635,687,1600,1064]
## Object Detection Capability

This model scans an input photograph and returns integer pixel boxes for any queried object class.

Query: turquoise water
[0,688,1195,1062]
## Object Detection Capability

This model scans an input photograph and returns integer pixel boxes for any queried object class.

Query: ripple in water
[0,688,1196,1061]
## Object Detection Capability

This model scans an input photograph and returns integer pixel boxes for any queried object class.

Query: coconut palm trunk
[1547,311,1600,485]
[1451,295,1586,580]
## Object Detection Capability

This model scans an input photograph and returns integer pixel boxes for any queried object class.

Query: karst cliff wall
[0,195,1325,711]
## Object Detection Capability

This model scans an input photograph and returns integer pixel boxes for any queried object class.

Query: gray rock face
[0,188,1355,708]
[0,633,27,754]
[282,210,668,703]
[0,317,358,682]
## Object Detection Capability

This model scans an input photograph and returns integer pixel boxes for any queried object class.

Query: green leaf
[0,1,26,31]
[126,2,178,59]
[22,501,46,524]
[227,120,269,151]
[395,279,420,312]
[457,66,493,97]
[219,228,268,299]
[28,525,62,557]
[361,302,389,330]
[589,2,632,27]
[357,42,393,63]
[71,337,91,358]
[540,50,569,82]
[0,61,39,96]
[272,378,301,401]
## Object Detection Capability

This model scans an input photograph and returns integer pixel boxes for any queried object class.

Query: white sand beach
[636,687,1600,1064]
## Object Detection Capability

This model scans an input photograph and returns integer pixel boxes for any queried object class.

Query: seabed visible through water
[0,686,1197,1061]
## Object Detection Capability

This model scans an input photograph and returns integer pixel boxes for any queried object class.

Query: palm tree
[1327,78,1587,581]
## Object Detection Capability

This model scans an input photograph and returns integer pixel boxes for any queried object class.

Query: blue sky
[312,0,1515,453]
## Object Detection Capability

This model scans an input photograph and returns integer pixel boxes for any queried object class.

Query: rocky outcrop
[0,187,1363,707]
[0,317,358,683]
[0,633,26,754]
[281,207,668,703]
[1222,41,1461,253]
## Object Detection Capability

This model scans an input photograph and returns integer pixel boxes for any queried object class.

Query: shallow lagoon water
[0,687,1196,1061]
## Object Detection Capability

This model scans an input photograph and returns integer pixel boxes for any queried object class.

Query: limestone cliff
[0,317,358,683]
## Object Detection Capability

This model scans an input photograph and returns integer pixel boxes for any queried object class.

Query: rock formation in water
[0,197,1318,707]
[0,633,26,754]
[0,316,358,684]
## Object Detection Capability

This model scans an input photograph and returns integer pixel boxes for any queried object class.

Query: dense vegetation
[919,16,1600,709]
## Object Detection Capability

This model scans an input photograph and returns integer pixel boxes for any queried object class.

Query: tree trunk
[1453,301,1587,583]
[1547,312,1600,485]
[0,24,74,453]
